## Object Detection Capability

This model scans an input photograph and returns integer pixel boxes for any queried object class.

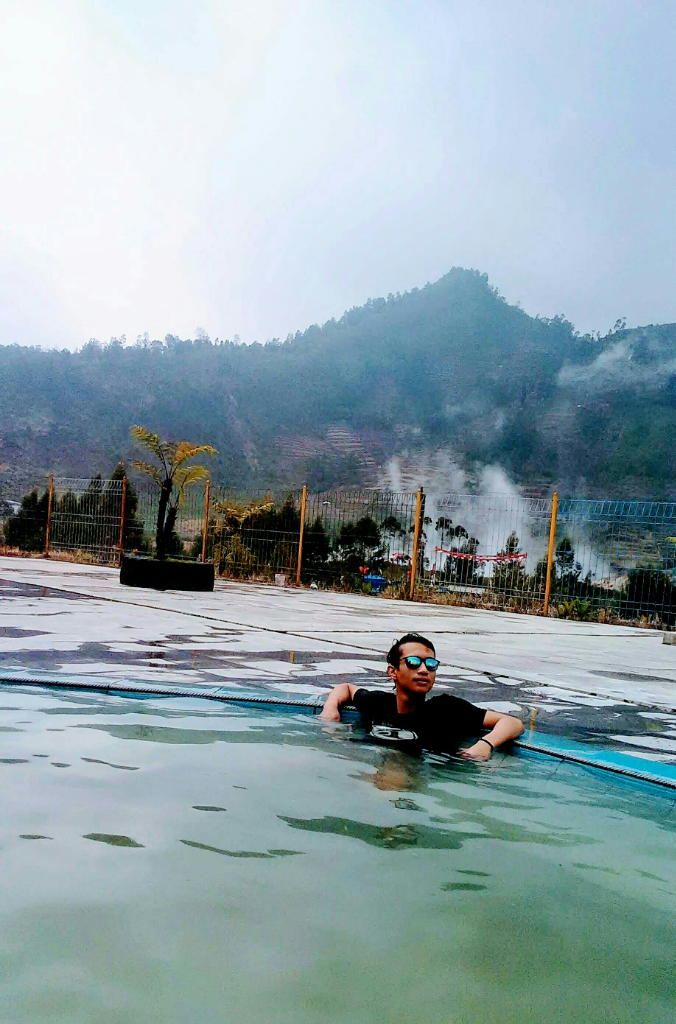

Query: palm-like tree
[130,426,217,560]
[211,496,274,573]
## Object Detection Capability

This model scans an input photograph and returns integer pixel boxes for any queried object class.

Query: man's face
[387,641,437,697]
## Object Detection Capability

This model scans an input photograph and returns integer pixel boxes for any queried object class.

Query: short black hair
[386,633,436,667]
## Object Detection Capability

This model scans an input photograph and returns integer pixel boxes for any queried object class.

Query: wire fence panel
[424,493,552,611]
[206,487,302,581]
[300,490,418,592]
[422,494,676,625]
[49,477,125,561]
[194,487,418,590]
[1,475,147,564]
[552,499,676,624]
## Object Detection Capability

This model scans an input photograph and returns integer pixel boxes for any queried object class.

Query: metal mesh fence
[1,475,146,564]
[50,477,125,561]
[551,499,676,624]
[205,487,302,581]
[424,493,552,611]
[299,490,419,592]
[423,494,676,625]
[195,488,419,590]
[2,477,676,625]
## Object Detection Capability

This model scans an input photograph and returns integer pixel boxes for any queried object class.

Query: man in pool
[319,632,524,758]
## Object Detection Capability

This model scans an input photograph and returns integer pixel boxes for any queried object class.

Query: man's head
[386,633,438,698]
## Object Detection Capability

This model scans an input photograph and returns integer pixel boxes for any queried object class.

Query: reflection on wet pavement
[0,579,93,601]
[0,628,50,638]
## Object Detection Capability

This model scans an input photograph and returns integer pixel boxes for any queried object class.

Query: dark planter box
[120,555,215,592]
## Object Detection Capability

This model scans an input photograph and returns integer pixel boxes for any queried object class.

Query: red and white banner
[434,548,527,563]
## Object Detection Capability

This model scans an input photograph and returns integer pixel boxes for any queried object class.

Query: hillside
[1,268,675,498]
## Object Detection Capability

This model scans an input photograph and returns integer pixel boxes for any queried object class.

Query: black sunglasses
[400,656,440,671]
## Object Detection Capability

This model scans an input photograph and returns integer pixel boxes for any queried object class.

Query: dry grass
[0,547,45,559]
[48,549,119,566]
[0,546,117,567]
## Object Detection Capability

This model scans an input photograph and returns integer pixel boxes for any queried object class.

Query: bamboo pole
[409,487,424,601]
[117,476,127,567]
[543,491,559,617]
[44,474,54,557]
[296,484,308,585]
[201,479,211,563]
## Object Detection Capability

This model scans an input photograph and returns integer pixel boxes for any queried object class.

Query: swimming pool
[1,684,674,1023]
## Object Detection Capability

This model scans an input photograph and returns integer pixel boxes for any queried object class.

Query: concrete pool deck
[1,555,676,764]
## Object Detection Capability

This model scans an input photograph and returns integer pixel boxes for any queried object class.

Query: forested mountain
[1,267,675,498]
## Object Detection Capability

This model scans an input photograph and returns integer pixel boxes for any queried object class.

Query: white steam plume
[558,337,676,397]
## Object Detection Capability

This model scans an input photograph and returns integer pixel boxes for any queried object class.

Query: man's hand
[461,711,525,760]
[319,706,341,722]
[318,682,357,723]
[461,742,492,761]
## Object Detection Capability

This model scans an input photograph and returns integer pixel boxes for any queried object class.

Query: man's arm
[461,709,525,760]
[319,683,361,722]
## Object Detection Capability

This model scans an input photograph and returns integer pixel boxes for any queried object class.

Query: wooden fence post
[201,479,211,563]
[296,484,308,585]
[543,491,559,617]
[117,476,127,567]
[409,487,424,601]
[44,474,54,557]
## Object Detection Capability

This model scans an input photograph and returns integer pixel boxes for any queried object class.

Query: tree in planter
[130,426,217,560]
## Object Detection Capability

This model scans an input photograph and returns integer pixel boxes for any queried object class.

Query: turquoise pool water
[0,685,674,1023]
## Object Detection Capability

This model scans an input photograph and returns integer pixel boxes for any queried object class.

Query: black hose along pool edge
[1,671,675,792]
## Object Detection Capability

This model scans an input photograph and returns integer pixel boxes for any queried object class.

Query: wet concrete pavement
[1,556,676,764]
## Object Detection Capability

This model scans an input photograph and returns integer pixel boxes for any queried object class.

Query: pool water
[0,686,674,1024]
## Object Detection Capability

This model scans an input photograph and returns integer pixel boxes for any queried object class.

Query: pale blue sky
[1,0,675,348]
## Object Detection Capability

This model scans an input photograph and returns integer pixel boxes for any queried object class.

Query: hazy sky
[2,0,675,349]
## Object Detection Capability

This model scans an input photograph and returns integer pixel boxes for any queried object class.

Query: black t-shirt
[351,688,486,753]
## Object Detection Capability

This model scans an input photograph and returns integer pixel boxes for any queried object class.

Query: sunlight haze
[1,0,675,348]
